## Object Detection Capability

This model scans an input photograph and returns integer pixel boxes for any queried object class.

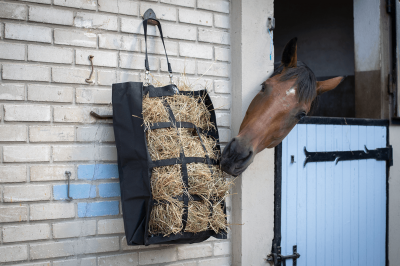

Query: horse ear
[281,37,298,68]
[316,76,344,95]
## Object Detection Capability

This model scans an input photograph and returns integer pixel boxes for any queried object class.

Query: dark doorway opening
[274,0,355,118]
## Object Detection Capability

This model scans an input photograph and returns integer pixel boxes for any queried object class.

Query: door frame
[272,116,390,266]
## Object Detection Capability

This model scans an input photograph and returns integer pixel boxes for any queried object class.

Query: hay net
[142,80,232,238]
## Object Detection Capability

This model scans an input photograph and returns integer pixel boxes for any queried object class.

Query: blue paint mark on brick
[53,184,96,200]
[98,183,121,198]
[78,164,119,180]
[78,201,119,217]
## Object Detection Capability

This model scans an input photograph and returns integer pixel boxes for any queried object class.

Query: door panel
[280,124,387,266]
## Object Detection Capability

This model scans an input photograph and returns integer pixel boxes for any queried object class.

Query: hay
[146,128,218,161]
[185,201,211,233]
[145,73,231,237]
[151,165,184,201]
[149,201,184,237]
[209,202,228,234]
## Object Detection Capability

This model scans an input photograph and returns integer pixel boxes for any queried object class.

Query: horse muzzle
[220,137,255,176]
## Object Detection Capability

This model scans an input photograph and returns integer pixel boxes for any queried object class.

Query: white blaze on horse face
[286,87,296,96]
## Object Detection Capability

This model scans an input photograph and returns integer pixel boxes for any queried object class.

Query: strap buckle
[145,70,150,86]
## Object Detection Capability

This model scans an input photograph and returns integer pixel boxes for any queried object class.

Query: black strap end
[168,63,172,73]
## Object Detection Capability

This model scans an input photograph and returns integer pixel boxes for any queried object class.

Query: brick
[139,248,177,265]
[4,104,50,121]
[215,14,230,29]
[161,58,195,74]
[28,45,73,64]
[53,106,112,123]
[199,29,230,45]
[28,85,73,103]
[53,220,96,239]
[0,2,27,20]
[0,205,28,222]
[11,262,51,266]
[52,67,92,84]
[179,42,212,59]
[99,33,141,51]
[218,128,231,142]
[118,71,140,83]
[3,184,50,202]
[79,236,120,254]
[198,61,230,77]
[179,9,212,27]
[97,70,117,86]
[5,23,51,43]
[3,145,50,162]
[78,164,118,180]
[99,183,121,198]
[215,47,230,62]
[30,241,75,259]
[177,243,212,260]
[0,166,26,183]
[54,29,97,48]
[19,0,51,3]
[53,258,96,266]
[216,112,230,127]
[0,42,25,60]
[98,218,124,234]
[160,0,195,8]
[78,201,119,217]
[214,241,230,255]
[30,165,75,182]
[120,53,158,71]
[0,245,28,263]
[77,125,115,142]
[140,3,176,21]
[29,6,73,25]
[76,87,111,104]
[53,183,96,200]
[99,253,138,266]
[198,257,230,266]
[74,12,118,31]
[53,145,117,161]
[0,83,25,100]
[3,63,50,81]
[210,95,231,110]
[54,0,96,10]
[162,23,197,41]
[142,38,178,56]
[30,203,75,221]
[0,125,27,142]
[98,0,139,16]
[29,126,74,142]
[2,224,50,243]
[76,49,118,67]
[120,17,143,34]
[197,0,229,13]
[214,80,230,93]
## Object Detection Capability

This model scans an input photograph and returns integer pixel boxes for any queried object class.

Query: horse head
[220,38,344,176]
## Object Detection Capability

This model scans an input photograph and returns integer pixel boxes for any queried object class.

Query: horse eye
[297,111,306,120]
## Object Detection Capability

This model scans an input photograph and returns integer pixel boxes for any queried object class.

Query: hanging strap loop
[143,19,173,76]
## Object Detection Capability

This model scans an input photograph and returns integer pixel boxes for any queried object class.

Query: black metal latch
[303,145,393,167]
[267,245,300,266]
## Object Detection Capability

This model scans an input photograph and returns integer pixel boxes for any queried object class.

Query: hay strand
[149,201,184,237]
[151,165,184,201]
[185,201,211,233]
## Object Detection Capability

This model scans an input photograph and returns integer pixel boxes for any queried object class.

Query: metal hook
[65,171,73,201]
[85,55,94,84]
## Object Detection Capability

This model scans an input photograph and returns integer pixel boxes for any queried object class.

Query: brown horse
[220,38,344,176]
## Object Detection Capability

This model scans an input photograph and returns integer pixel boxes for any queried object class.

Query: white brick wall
[0,0,232,265]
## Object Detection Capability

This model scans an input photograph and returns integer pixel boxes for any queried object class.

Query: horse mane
[271,61,317,104]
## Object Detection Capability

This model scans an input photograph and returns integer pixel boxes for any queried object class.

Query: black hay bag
[112,18,227,246]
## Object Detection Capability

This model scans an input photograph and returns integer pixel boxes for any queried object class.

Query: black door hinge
[267,245,300,266]
[303,145,393,167]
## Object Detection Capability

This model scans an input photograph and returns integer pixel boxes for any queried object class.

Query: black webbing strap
[143,19,172,73]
